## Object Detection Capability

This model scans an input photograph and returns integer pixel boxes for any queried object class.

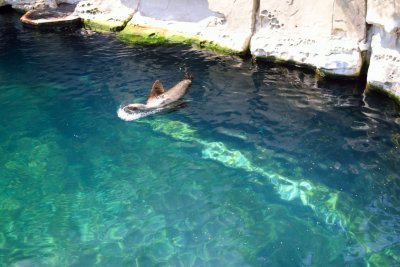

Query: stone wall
[3,0,400,103]
[7,0,56,10]
[121,0,258,53]
[366,0,400,101]
[75,0,137,31]
[250,0,367,78]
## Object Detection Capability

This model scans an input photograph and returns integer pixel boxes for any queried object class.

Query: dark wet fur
[123,106,140,113]
[165,100,189,113]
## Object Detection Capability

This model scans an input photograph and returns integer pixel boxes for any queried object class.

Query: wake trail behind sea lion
[117,106,163,121]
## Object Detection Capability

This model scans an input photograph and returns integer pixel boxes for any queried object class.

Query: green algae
[82,14,133,33]
[117,25,242,56]
[392,133,400,148]
[0,197,21,211]
[0,102,75,264]
[4,136,67,185]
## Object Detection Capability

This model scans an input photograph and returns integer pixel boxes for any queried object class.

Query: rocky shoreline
[1,0,399,104]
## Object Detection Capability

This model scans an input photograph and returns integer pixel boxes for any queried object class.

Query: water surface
[1,12,400,266]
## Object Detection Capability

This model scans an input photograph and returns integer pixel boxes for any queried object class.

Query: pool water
[1,11,400,267]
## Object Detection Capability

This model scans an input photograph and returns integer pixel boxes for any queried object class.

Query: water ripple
[1,10,400,267]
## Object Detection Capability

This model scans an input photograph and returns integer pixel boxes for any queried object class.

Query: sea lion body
[146,79,192,108]
[123,77,192,114]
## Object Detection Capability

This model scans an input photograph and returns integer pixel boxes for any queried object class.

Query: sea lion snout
[123,103,146,114]
[124,106,137,112]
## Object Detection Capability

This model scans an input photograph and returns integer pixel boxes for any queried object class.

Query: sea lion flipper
[147,80,165,102]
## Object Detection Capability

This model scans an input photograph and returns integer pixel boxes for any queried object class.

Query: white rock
[367,26,400,99]
[251,0,367,77]
[7,0,57,10]
[366,0,400,101]
[366,0,400,33]
[56,0,80,4]
[125,0,258,53]
[75,0,137,30]
[138,0,214,22]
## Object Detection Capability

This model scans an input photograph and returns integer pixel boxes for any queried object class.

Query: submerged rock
[0,197,21,211]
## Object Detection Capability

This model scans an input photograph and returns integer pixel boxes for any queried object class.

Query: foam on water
[117,106,163,121]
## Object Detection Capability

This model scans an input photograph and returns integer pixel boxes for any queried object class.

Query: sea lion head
[123,103,147,114]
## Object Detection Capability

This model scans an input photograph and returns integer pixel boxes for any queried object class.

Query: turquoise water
[1,11,400,266]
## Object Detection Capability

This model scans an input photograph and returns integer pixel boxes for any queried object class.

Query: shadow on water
[0,5,12,14]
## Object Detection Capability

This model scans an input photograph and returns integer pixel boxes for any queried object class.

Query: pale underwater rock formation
[140,116,400,265]
[250,0,367,78]
[366,0,400,103]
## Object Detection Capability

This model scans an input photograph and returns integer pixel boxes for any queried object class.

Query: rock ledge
[20,4,81,29]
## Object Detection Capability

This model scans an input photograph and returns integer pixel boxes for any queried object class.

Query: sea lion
[123,74,193,114]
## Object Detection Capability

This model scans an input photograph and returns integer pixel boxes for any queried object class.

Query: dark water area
[1,11,400,267]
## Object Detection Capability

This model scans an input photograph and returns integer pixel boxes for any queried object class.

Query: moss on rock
[317,68,361,80]
[82,18,130,32]
[117,25,242,56]
[392,133,400,149]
